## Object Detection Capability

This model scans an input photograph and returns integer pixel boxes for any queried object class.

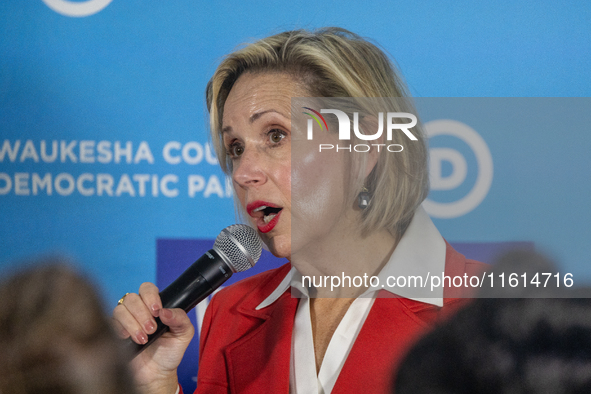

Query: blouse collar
[256,205,445,309]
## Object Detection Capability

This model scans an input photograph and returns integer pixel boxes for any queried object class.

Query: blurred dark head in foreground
[396,250,591,394]
[0,260,136,394]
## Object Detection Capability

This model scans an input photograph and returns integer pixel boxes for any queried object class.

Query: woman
[113,27,485,393]
[0,261,137,393]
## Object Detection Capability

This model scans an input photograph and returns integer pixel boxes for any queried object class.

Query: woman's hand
[112,282,194,394]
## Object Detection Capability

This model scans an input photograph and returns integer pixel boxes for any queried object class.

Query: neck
[291,222,399,298]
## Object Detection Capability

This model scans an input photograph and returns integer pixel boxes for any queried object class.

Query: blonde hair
[206,27,429,235]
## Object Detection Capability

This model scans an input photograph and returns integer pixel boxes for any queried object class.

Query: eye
[227,142,244,157]
[269,129,285,144]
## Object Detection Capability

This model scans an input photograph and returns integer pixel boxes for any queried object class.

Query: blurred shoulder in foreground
[396,250,591,394]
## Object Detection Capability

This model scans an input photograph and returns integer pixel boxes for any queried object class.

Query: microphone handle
[126,249,233,356]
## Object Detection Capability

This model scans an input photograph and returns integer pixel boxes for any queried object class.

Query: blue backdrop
[1,1,590,392]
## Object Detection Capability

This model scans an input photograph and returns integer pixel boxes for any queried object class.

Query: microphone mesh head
[213,224,262,273]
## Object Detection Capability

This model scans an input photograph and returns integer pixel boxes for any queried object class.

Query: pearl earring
[358,186,370,209]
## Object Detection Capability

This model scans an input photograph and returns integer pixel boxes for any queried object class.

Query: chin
[264,235,292,260]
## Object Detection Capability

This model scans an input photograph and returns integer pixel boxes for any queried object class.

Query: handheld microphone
[126,224,262,357]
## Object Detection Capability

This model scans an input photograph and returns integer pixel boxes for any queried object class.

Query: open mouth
[252,205,283,224]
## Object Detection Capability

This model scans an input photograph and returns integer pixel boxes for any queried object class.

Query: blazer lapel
[332,294,433,394]
[225,290,298,393]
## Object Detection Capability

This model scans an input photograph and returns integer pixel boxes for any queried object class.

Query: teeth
[253,206,267,213]
[263,214,276,224]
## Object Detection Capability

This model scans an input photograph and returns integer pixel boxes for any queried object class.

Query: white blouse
[256,206,446,394]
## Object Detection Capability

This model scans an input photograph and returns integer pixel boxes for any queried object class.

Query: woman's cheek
[292,151,343,227]
[231,181,248,213]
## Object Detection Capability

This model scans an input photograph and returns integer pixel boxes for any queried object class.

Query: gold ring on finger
[117,293,130,306]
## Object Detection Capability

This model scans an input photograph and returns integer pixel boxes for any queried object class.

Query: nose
[232,148,267,189]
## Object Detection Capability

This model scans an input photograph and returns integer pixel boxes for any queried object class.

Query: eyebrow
[222,109,288,134]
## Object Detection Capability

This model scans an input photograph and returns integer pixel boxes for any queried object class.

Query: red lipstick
[246,200,283,233]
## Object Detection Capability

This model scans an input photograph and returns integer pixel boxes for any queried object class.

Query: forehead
[222,72,309,126]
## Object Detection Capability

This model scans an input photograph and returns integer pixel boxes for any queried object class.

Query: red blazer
[193,242,486,393]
